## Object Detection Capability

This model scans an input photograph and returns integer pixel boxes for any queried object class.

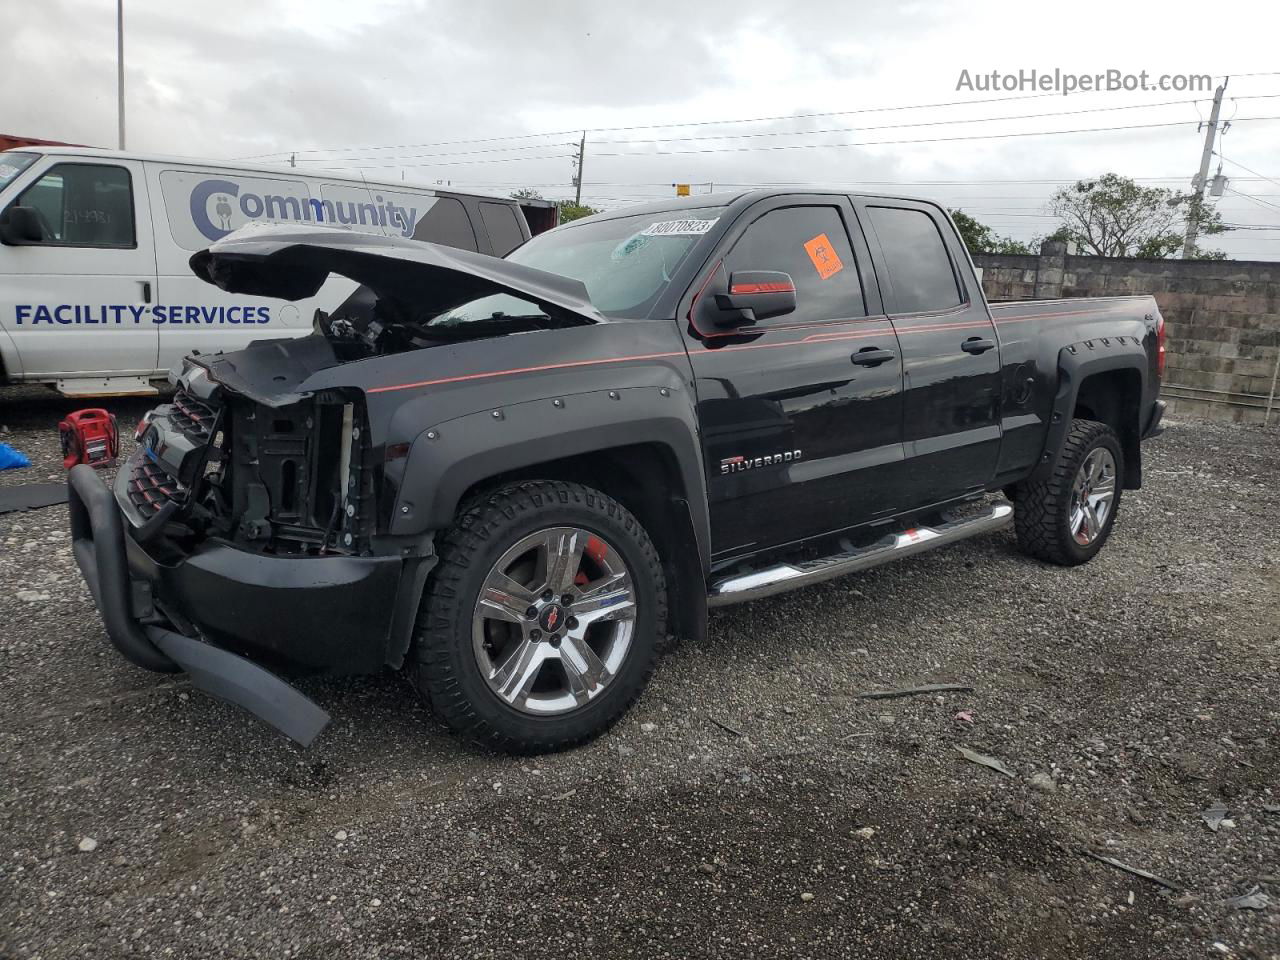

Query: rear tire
[411,480,666,753]
[1014,419,1123,566]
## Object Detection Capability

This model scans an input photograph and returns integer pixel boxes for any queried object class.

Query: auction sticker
[804,233,844,280]
[640,218,718,237]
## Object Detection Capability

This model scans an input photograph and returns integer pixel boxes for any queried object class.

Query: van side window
[724,205,866,325]
[479,201,525,256]
[866,206,962,314]
[15,164,136,247]
[410,197,477,251]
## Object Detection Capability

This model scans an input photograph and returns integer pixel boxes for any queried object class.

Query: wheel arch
[389,387,712,646]
[1072,367,1143,488]
[1032,343,1148,490]
[448,442,709,647]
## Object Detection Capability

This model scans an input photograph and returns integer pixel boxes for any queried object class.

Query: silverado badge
[720,450,802,475]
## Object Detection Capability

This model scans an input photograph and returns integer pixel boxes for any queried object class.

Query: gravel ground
[1,384,1277,959]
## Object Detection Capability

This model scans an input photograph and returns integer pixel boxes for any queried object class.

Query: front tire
[1014,419,1123,566]
[411,481,667,753]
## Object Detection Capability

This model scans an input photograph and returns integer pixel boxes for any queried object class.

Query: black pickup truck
[68,190,1166,751]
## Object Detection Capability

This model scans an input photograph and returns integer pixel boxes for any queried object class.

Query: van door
[150,164,324,373]
[0,157,159,382]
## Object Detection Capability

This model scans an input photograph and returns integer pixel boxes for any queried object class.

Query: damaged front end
[68,348,427,744]
[113,353,420,679]
[128,357,375,561]
[69,223,607,743]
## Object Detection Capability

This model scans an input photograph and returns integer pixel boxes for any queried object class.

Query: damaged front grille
[125,455,188,521]
[170,389,217,442]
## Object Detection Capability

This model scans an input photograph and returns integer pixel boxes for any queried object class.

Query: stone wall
[973,242,1280,424]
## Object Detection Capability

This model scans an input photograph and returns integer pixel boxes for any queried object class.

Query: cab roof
[562,187,948,226]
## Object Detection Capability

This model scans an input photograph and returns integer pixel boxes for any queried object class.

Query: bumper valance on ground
[67,465,331,746]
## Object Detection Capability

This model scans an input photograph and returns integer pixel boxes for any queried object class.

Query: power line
[586,117,1280,160]
[307,116,1280,173]
[292,140,579,164]
[429,175,1279,188]
[306,152,575,170]
[280,98,1280,168]
[1215,152,1280,191]
[234,89,1246,161]
[1224,186,1280,214]
[585,97,1212,147]
[234,130,580,162]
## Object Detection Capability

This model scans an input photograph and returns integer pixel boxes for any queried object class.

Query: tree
[509,189,600,225]
[1047,173,1227,259]
[949,210,1034,255]
[555,202,599,224]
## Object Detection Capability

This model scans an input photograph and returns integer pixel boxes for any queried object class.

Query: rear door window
[866,206,962,314]
[479,201,525,256]
[15,163,135,247]
[724,205,865,325]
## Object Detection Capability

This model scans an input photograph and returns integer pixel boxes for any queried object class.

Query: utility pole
[1182,77,1228,259]
[116,0,126,150]
[573,131,586,206]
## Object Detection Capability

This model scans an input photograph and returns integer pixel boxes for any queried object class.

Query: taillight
[1155,312,1167,378]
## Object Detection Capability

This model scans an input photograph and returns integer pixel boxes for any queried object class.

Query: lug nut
[530,629,542,641]
[542,590,554,602]
[561,594,573,605]
[549,635,561,648]
[525,606,538,619]
[567,617,579,630]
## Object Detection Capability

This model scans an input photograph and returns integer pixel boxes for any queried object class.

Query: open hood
[189,223,605,324]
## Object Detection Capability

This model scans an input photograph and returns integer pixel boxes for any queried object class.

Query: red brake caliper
[576,536,609,585]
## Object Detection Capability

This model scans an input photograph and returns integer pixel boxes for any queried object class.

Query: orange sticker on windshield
[804,233,844,280]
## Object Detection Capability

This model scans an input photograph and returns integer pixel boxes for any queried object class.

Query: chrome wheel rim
[472,526,637,716]
[1069,448,1117,546]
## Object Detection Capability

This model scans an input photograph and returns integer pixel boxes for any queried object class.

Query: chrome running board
[707,502,1014,607]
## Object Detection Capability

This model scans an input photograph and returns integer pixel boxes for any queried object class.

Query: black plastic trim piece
[148,628,330,747]
[67,464,177,673]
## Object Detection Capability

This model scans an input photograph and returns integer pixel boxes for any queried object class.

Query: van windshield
[0,152,38,192]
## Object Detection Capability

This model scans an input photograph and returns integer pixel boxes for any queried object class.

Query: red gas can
[59,409,119,469]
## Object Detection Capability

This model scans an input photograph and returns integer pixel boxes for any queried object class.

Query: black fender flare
[388,383,712,577]
[1029,337,1149,486]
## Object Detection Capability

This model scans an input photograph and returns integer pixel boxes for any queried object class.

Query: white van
[0,147,556,396]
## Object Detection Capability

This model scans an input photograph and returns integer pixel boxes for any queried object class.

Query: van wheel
[411,481,666,753]
[1014,419,1123,566]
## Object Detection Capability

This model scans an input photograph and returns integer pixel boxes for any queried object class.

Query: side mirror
[0,206,47,245]
[712,271,796,326]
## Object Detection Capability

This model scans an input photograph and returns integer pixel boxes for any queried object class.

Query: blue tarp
[0,443,31,470]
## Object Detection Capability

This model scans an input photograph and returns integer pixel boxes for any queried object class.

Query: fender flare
[388,384,712,577]
[1029,337,1148,485]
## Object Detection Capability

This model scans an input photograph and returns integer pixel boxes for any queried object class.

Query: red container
[59,408,119,469]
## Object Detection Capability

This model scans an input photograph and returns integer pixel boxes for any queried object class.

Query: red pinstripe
[366,305,1123,395]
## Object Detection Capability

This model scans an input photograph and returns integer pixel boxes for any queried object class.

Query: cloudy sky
[6,0,1280,258]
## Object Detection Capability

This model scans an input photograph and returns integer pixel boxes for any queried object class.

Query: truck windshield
[419,206,723,335]
[0,152,38,192]
[504,206,723,318]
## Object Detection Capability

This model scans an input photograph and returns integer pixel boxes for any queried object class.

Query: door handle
[139,280,152,304]
[851,347,895,367]
[961,337,995,355]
